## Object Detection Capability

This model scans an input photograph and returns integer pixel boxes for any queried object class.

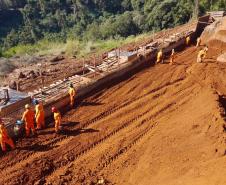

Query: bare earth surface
[0,42,226,185]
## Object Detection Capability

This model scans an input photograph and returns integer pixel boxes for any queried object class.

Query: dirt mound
[202,17,226,45]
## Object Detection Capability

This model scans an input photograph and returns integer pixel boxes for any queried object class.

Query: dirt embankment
[0,39,225,185]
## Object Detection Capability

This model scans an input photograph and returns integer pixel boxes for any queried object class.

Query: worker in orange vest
[68,83,76,108]
[156,49,163,64]
[22,104,36,137]
[186,36,190,46]
[170,49,175,65]
[0,118,15,152]
[197,46,208,63]
[34,100,45,130]
[52,107,62,133]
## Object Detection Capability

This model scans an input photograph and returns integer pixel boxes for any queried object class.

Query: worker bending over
[196,37,201,47]
[68,83,76,108]
[186,36,190,46]
[197,46,208,63]
[170,49,175,65]
[34,100,45,130]
[0,118,15,152]
[22,104,36,137]
[52,107,62,133]
[156,49,163,64]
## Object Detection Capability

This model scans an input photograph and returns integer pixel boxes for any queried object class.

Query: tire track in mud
[1,80,195,185]
[0,76,189,179]
[42,83,196,184]
[46,85,196,184]
[1,76,185,170]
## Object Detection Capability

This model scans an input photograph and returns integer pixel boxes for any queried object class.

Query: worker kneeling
[68,83,76,108]
[0,118,15,152]
[52,107,62,133]
[22,104,36,137]
[34,100,45,130]
[156,49,163,64]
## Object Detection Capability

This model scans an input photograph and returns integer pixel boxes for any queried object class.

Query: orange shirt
[22,109,35,125]
[35,103,44,117]
[69,87,76,97]
[54,112,61,125]
[0,126,9,139]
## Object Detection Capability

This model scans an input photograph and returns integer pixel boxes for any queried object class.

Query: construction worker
[34,100,45,130]
[156,49,163,64]
[68,83,76,108]
[52,107,62,133]
[22,104,36,137]
[170,49,175,65]
[186,36,190,46]
[0,118,15,152]
[196,37,201,47]
[197,46,208,63]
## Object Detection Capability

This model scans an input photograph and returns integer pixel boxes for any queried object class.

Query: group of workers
[156,36,208,65]
[0,83,76,152]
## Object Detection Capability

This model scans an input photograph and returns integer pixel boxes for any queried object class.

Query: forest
[0,0,226,56]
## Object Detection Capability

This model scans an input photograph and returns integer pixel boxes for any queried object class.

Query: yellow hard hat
[25,104,30,109]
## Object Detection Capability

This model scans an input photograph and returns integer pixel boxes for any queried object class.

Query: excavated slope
[0,44,226,185]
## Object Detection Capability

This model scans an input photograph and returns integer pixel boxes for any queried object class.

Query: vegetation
[0,0,226,57]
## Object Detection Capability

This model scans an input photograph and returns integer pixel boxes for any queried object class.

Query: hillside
[1,19,226,184]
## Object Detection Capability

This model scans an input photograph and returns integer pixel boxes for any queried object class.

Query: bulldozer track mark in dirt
[40,86,194,182]
[0,74,190,175]
[99,123,156,170]
[79,77,185,127]
[48,86,194,182]
[1,85,190,184]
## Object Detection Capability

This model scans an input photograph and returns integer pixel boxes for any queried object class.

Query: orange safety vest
[22,109,35,125]
[35,103,44,118]
[0,126,9,140]
[69,87,76,97]
[54,112,62,125]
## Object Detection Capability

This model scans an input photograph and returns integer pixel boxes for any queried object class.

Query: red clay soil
[0,43,226,185]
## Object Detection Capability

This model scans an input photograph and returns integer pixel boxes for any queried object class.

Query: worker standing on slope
[22,104,36,137]
[196,37,201,47]
[170,49,175,65]
[156,49,163,64]
[68,83,76,108]
[34,100,45,130]
[186,36,190,46]
[0,118,15,152]
[197,46,208,63]
[52,107,62,133]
